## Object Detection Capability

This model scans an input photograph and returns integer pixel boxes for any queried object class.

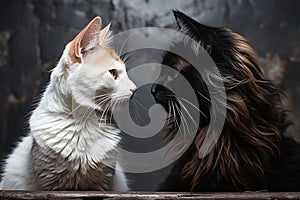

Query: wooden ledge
[0,191,300,200]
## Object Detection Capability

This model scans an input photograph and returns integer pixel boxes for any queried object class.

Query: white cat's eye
[109,69,119,80]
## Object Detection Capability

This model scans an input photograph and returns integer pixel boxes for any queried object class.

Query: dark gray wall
[0,0,299,190]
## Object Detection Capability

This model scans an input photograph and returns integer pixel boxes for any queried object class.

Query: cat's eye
[109,69,119,80]
[167,72,179,82]
[167,76,173,82]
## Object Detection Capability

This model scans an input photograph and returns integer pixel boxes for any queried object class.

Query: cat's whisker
[106,101,117,127]
[69,103,83,116]
[171,102,180,132]
[73,99,98,125]
[168,101,175,130]
[177,99,198,127]
[94,96,111,107]
[175,105,186,133]
[99,101,112,126]
[93,93,111,99]
[131,100,143,123]
[92,97,110,123]
[179,97,208,118]
[175,103,191,141]
[196,90,211,103]
[122,53,130,65]
[68,95,110,117]
[118,35,133,56]
[68,91,109,118]
[79,105,97,127]
[109,101,117,127]
[165,94,176,98]
[130,98,149,111]
[104,105,111,128]
[167,101,173,126]
[111,101,122,125]
[172,104,187,147]
[95,97,113,114]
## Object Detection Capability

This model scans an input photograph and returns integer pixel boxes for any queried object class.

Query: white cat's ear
[70,16,102,62]
[98,23,111,44]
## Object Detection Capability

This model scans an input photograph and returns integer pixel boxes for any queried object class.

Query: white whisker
[178,99,198,127]
[196,90,211,103]
[99,100,112,125]
[109,101,118,126]
[118,35,132,56]
[132,98,148,111]
[171,102,179,131]
[179,97,208,118]
[175,103,190,141]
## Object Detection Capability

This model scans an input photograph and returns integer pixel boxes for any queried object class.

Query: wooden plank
[0,191,300,200]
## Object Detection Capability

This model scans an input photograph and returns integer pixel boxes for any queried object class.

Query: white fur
[112,162,130,191]
[0,32,135,190]
[0,135,37,190]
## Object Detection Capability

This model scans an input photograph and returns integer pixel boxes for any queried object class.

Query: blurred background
[0,0,299,190]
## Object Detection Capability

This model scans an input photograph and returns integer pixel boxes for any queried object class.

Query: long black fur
[152,11,300,191]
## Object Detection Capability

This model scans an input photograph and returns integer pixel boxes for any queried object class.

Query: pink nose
[130,88,137,93]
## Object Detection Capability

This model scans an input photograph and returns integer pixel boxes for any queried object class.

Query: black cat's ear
[173,10,217,53]
[174,11,198,31]
[173,10,214,33]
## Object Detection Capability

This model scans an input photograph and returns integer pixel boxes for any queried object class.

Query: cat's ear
[173,10,199,32]
[98,23,111,44]
[70,16,102,62]
[173,10,215,51]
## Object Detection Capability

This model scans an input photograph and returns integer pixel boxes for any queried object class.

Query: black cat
[151,10,300,191]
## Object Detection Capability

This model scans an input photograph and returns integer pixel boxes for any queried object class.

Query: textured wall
[0,0,299,190]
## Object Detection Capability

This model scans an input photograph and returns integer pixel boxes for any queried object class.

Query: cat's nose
[151,78,164,95]
[151,83,158,95]
[130,88,137,93]
[151,83,163,95]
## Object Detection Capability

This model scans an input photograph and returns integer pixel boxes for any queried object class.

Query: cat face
[63,17,136,111]
[151,10,276,130]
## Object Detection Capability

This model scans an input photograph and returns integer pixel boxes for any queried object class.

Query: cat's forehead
[84,47,123,69]
[107,48,122,62]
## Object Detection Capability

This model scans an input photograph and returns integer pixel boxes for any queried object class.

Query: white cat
[0,16,136,190]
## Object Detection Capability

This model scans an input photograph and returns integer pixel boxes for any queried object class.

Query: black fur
[152,11,300,191]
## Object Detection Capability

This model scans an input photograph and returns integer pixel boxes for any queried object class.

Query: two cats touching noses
[1,11,300,191]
